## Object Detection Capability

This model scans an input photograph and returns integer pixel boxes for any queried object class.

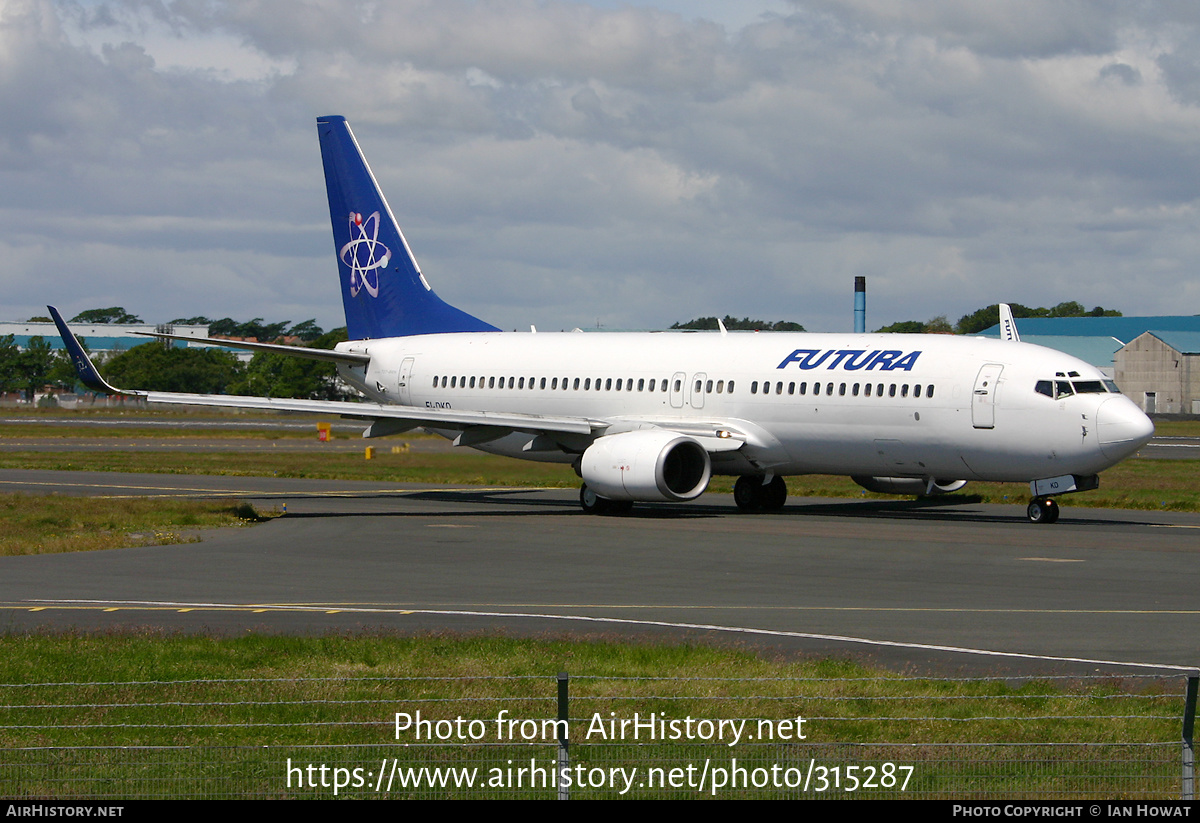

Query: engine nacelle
[851,476,968,496]
[580,431,712,502]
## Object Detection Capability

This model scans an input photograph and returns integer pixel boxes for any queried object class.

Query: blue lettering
[778,348,922,371]
[888,351,921,371]
[843,350,877,370]
[796,350,833,370]
[866,351,902,370]
[777,349,817,369]
[827,350,863,370]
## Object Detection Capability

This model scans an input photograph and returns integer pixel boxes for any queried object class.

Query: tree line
[673,302,1122,336]
[876,301,1122,335]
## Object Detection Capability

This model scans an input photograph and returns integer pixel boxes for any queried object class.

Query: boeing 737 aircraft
[51,115,1155,523]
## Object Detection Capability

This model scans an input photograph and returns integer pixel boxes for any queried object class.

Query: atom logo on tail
[339,211,391,297]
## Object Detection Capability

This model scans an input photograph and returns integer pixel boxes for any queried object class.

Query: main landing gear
[579,484,633,515]
[733,475,788,512]
[1026,497,1060,524]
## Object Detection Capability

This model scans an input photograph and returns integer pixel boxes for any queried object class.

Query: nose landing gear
[1026,497,1059,524]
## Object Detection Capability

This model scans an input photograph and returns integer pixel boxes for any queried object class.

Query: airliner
[50,115,1155,524]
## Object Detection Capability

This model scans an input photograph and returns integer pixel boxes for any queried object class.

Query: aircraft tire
[734,476,763,511]
[1027,498,1059,524]
[761,476,788,511]
[579,484,612,515]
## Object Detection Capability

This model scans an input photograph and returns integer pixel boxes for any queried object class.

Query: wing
[49,306,600,439]
[130,330,370,366]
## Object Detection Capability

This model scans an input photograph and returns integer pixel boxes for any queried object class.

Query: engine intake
[581,431,712,502]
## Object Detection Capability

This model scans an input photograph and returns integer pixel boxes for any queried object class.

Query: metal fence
[1,671,1195,799]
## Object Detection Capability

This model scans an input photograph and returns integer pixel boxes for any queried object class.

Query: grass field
[0,634,1187,799]
[0,494,275,556]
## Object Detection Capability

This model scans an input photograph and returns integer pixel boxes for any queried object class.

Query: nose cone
[1096,396,1155,462]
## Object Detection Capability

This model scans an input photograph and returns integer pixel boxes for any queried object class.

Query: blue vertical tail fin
[316,115,498,339]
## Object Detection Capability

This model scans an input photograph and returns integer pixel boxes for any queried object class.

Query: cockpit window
[1103,379,1119,393]
[1036,380,1084,399]
[1071,380,1106,394]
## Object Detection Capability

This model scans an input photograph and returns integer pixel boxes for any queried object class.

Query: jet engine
[580,431,711,502]
[851,476,968,496]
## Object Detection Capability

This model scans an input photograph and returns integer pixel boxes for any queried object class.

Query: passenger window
[674,379,681,392]
[573,378,580,390]
[539,378,545,389]
[727,380,735,393]
[799,382,807,395]
[616,379,623,391]
[826,383,834,396]
[888,384,896,397]
[914,384,921,398]
[489,377,495,388]
[839,383,846,396]
[638,379,645,391]
[927,385,935,398]
[865,383,872,397]
[852,383,860,396]
[707,380,714,393]
[751,381,758,394]
[901,384,908,398]
[813,382,821,396]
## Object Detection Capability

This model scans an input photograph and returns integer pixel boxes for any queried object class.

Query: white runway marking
[29,598,1198,674]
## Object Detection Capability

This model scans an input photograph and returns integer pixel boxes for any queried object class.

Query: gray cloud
[1,0,1198,333]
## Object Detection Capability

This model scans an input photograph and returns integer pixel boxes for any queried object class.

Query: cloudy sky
[3,0,1200,334]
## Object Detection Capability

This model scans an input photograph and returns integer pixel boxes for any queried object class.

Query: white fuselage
[335,331,1153,484]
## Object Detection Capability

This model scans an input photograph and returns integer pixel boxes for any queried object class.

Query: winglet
[998,303,1021,343]
[47,306,129,394]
